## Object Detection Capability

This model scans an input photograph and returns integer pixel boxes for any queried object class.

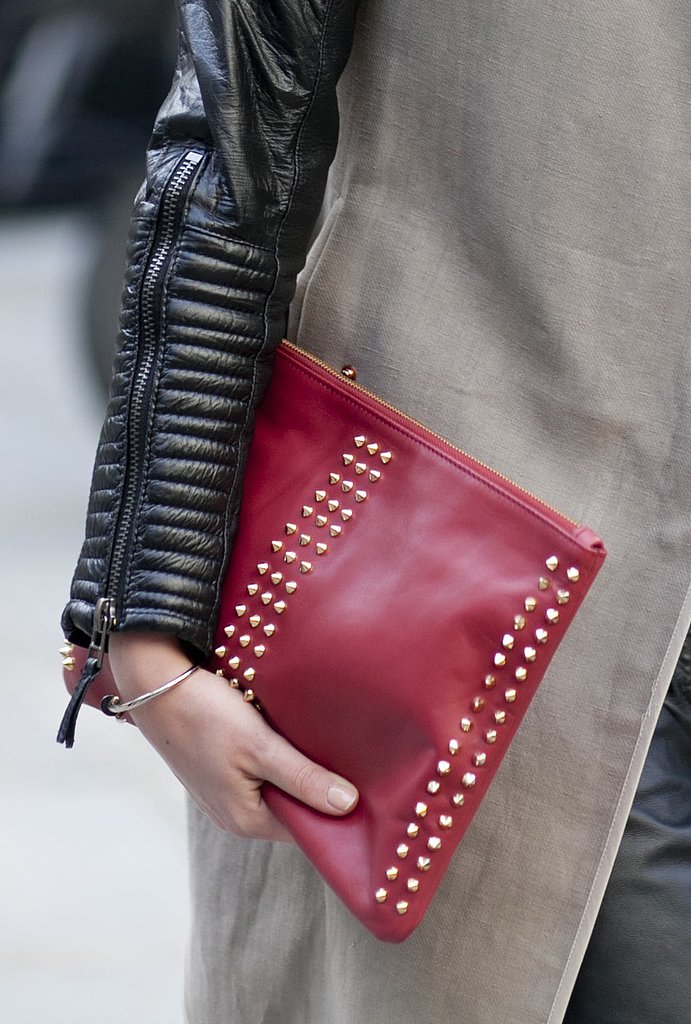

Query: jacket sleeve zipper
[58,148,207,747]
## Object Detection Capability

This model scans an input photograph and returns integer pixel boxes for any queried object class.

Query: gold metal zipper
[281,339,579,527]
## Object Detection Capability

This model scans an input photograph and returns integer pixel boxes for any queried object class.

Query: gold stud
[380,451,392,464]
[485,729,497,744]
[375,888,388,903]
[271,540,283,553]
[355,490,367,502]
[448,738,460,755]
[242,689,255,702]
[327,499,340,512]
[515,666,528,682]
[284,551,297,564]
[243,667,255,682]
[354,435,366,447]
[263,623,276,637]
[437,760,451,776]
[539,576,550,591]
[556,588,570,605]
[62,656,75,671]
[269,572,282,586]
[254,645,266,658]
[214,645,227,658]
[59,643,73,657]
[355,462,367,475]
[484,674,496,690]
[329,524,342,537]
[472,697,485,712]
[341,509,353,521]
[415,801,428,818]
[342,480,354,492]
[274,600,287,614]
[473,752,487,767]
[342,453,355,466]
[235,604,247,616]
[228,677,239,687]
[299,561,312,574]
[546,608,559,625]
[524,646,537,662]
[228,655,240,670]
[299,533,311,546]
[285,581,298,594]
[427,836,442,851]
[505,688,517,703]
[535,628,548,644]
[525,596,537,612]
[462,772,476,788]
[460,717,473,733]
[301,506,313,518]
[427,780,441,795]
[439,815,453,830]
[417,856,431,872]
[494,652,507,667]
[452,793,465,807]
[315,515,328,527]
[224,625,235,638]
[514,614,526,630]
[396,901,409,916]
[315,490,327,502]
[316,543,328,555]
[260,592,272,605]
[397,843,409,859]
[285,523,297,535]
[407,822,420,838]
[368,469,381,482]
[239,635,251,648]
[329,473,341,485]
[406,878,419,893]
[247,583,259,596]
[386,866,399,881]
[494,710,507,724]
[502,633,515,650]
[249,614,261,628]
[546,555,559,572]
[567,567,580,583]
[367,442,379,455]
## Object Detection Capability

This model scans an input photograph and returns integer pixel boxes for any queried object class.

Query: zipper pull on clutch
[57,597,115,748]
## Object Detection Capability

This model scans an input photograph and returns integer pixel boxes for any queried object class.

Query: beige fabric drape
[186,2,691,1021]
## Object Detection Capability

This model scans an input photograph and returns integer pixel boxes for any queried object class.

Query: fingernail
[327,783,358,812]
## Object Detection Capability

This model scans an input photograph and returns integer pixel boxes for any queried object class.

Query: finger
[259,732,359,816]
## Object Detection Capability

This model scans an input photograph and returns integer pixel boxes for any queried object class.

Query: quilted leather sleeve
[62,0,360,657]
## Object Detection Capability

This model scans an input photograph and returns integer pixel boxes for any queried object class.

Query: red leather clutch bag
[62,340,606,942]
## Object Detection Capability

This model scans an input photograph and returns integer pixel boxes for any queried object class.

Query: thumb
[260,731,359,816]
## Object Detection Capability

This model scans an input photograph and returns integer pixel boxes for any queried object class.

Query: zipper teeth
[107,151,205,598]
[282,340,579,527]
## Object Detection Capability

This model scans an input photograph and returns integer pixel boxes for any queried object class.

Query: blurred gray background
[1,4,191,1022]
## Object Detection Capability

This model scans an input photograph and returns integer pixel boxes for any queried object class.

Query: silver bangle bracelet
[100,664,200,719]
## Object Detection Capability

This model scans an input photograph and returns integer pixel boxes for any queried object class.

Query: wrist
[108,632,194,703]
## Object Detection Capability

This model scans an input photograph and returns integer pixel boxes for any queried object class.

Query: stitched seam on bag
[285,356,594,550]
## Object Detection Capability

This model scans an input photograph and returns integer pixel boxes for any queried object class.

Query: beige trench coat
[186,2,691,1021]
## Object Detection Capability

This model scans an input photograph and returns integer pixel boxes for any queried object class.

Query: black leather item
[62,0,361,657]
[564,629,691,1024]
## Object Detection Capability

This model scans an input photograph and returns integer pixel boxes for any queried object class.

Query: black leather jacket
[62,0,360,660]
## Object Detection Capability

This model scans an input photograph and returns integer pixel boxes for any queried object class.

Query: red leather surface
[212,343,606,940]
[65,342,606,941]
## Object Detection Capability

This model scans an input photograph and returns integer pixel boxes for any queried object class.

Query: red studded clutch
[63,340,606,942]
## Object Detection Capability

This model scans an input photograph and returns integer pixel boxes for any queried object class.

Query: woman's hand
[108,632,359,842]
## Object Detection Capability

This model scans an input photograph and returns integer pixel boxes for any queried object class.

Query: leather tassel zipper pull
[57,597,115,748]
